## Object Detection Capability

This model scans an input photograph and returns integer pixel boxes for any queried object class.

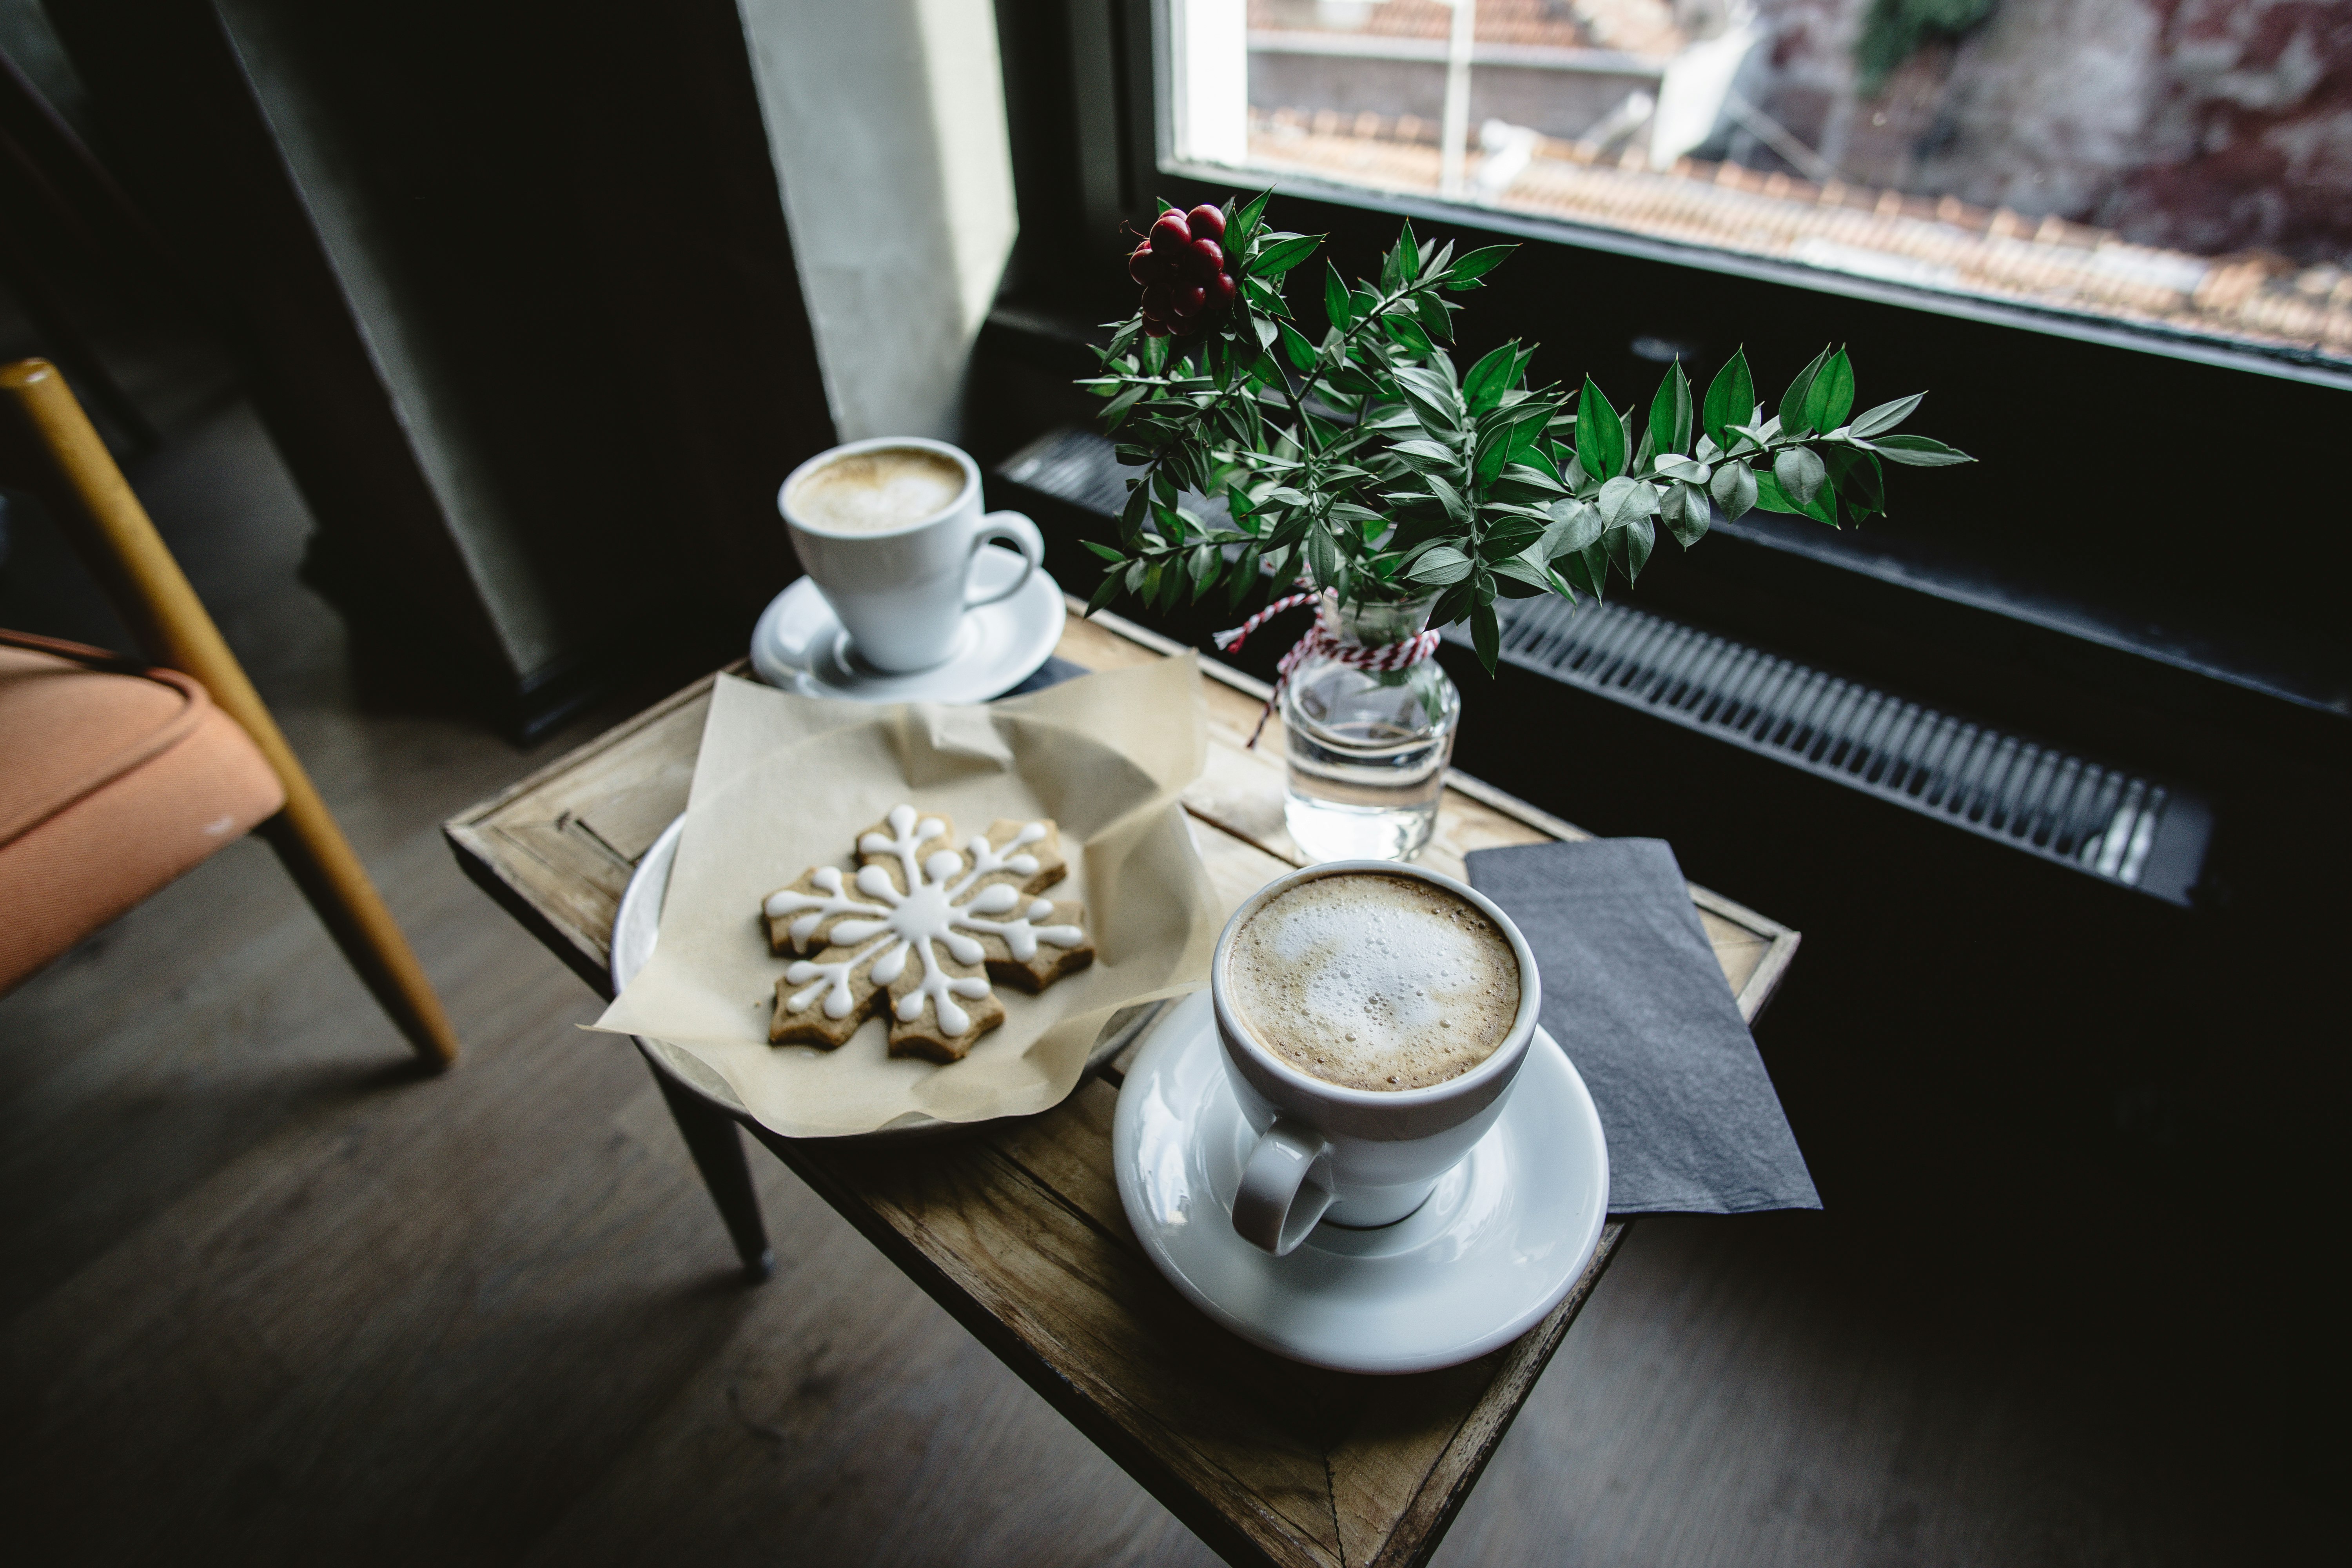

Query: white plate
[749,550,1064,703]
[1114,990,1610,1374]
[611,814,1164,1140]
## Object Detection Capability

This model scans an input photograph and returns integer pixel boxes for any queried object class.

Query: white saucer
[749,550,1065,702]
[1113,990,1610,1374]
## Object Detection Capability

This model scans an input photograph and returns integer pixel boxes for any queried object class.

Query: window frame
[1129,0,2350,393]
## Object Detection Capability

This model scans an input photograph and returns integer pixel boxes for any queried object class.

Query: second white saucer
[750,548,1065,703]
[1113,990,1611,1374]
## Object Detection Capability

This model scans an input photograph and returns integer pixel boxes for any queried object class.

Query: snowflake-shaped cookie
[760,804,1094,1061]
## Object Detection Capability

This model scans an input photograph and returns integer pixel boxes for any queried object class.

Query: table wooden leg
[644,1056,774,1282]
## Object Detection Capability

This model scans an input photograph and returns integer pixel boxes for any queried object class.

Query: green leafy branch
[1078,194,1972,673]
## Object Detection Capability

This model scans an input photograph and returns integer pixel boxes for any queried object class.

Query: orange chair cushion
[0,631,285,994]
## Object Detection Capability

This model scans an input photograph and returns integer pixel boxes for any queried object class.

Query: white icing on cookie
[767,806,1082,1037]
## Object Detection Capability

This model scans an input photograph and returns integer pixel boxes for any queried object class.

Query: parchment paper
[590,658,1220,1137]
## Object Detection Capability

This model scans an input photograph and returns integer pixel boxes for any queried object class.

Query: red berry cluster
[1129,204,1235,338]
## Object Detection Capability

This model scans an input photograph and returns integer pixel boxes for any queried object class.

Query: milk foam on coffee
[1228,873,1519,1092]
[790,446,966,535]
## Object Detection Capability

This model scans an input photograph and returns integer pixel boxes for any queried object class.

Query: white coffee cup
[1213,860,1543,1256]
[778,436,1045,673]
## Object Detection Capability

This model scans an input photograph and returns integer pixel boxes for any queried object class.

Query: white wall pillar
[734,0,1018,442]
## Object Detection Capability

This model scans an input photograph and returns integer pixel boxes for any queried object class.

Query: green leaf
[1664,482,1711,546]
[1080,539,1125,563]
[1648,360,1694,458]
[1254,233,1323,277]
[1445,245,1514,285]
[1565,541,1610,602]
[1607,515,1655,582]
[1778,345,1831,436]
[1463,342,1520,414]
[1084,565,1127,617]
[1394,368,1462,437]
[1802,347,1855,434]
[1477,512,1546,556]
[1597,474,1660,529]
[1754,468,1838,525]
[1774,445,1828,506]
[1406,544,1475,585]
[1701,349,1753,449]
[1575,376,1627,482]
[1324,263,1354,331]
[1869,434,1976,466]
[1424,471,1472,523]
[1653,454,1711,485]
[1419,238,1454,281]
[1388,437,1458,470]
[1541,498,1602,557]
[1394,220,1419,287]
[1847,392,1924,438]
[1383,312,1436,357]
[1307,524,1341,586]
[1822,445,1884,518]
[1102,382,1149,426]
[1710,460,1759,520]
[1473,430,1513,485]
[1413,291,1453,343]
[1490,553,1556,597]
[1490,463,1563,505]
[1228,190,1272,255]
[1276,319,1318,373]
[1472,599,1501,676]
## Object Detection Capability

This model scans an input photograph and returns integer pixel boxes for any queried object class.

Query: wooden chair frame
[1,357,458,1067]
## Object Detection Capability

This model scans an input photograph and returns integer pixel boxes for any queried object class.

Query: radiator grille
[1001,428,1134,515]
[996,427,2209,905]
[1457,594,2207,901]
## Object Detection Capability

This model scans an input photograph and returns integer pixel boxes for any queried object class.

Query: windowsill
[1704,511,2350,722]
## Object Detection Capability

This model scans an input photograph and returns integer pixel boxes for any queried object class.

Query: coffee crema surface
[1227,873,1519,1092]
[789,447,966,535]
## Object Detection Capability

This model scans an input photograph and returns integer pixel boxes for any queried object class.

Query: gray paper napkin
[997,654,1089,698]
[1466,838,1821,1215]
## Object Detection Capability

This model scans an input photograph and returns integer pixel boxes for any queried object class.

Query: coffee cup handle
[964,510,1044,610]
[1232,1117,1336,1256]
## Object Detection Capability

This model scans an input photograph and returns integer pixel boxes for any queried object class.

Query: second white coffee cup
[778,436,1045,674]
[1213,860,1544,1256]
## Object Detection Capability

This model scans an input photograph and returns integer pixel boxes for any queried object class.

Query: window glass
[1164,0,2352,365]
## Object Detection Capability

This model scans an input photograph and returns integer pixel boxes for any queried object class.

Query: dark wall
[43,0,834,734]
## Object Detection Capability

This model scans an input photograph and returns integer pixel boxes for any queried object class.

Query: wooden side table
[445,604,1798,1568]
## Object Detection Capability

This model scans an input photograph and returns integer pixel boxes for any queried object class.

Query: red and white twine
[1214,589,1442,748]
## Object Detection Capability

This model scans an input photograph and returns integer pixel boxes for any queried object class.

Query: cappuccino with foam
[788,445,967,535]
[1226,872,1520,1092]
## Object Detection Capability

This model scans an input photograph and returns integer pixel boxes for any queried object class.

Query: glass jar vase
[1279,592,1460,862]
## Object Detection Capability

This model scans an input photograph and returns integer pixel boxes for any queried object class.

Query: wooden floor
[1,401,2330,1566]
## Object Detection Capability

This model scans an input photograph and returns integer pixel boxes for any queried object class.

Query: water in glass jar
[1280,655,1459,863]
